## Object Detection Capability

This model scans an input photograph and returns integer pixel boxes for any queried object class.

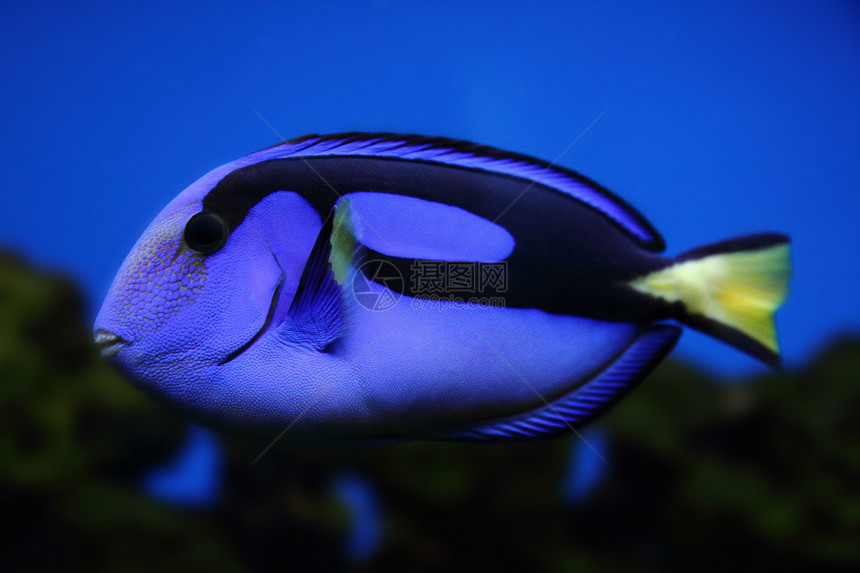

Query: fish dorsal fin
[437,325,681,442]
[246,132,665,251]
[284,198,359,350]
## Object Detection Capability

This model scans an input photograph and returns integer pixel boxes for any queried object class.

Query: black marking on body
[227,132,664,251]
[203,154,671,321]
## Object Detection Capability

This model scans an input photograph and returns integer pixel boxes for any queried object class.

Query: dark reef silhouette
[1,253,857,571]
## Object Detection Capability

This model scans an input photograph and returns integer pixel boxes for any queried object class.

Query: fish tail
[627,233,791,367]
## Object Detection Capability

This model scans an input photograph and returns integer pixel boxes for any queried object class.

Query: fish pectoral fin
[434,325,681,442]
[283,198,360,351]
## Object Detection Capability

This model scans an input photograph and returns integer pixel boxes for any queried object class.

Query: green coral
[0,252,857,571]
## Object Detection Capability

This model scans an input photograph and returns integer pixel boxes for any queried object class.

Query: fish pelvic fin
[627,233,791,367]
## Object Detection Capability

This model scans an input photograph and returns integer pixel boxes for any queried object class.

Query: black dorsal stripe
[201,154,667,319]
[205,132,665,251]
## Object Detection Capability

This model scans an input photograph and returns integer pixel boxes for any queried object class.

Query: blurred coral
[0,254,857,571]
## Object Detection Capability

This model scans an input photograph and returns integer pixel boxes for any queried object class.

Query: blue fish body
[94,133,791,444]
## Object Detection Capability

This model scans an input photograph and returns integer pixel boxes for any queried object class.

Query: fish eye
[183,211,229,254]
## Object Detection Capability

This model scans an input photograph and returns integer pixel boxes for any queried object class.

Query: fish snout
[94,329,128,359]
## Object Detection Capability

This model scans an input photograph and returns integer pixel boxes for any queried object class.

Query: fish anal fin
[437,325,681,442]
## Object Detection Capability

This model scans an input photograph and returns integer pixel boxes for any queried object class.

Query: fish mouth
[94,329,128,359]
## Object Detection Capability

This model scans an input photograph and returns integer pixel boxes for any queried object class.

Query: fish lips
[93,328,129,360]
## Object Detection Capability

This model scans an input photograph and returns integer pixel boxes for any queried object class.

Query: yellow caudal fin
[627,234,791,367]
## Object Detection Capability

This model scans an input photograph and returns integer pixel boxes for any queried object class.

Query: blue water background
[1,0,859,375]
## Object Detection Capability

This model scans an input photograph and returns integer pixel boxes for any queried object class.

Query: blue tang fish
[94,133,790,444]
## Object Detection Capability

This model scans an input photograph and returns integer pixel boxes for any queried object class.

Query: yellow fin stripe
[329,198,356,285]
